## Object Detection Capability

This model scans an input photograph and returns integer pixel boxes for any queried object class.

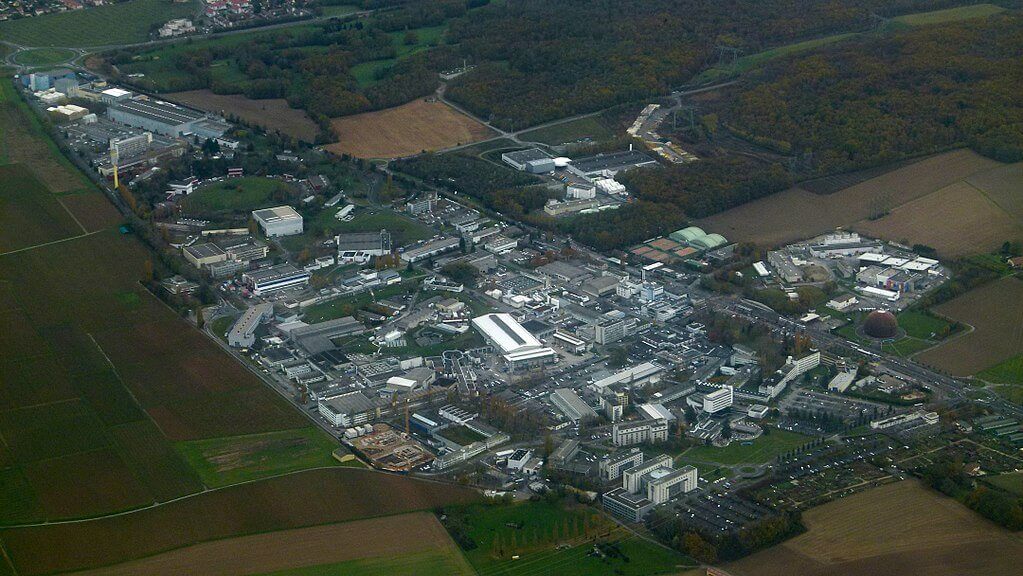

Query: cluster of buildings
[629,226,730,268]
[602,453,698,522]
[1,0,115,21]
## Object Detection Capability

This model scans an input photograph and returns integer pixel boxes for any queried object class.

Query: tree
[681,532,717,564]
[441,261,479,286]
[721,419,732,440]
[607,346,629,368]
[403,30,419,45]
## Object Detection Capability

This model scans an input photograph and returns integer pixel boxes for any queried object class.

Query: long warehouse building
[107,98,229,138]
[472,313,557,371]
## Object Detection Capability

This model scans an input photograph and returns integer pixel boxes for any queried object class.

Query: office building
[252,206,303,237]
[227,303,274,348]
[599,448,644,481]
[702,386,733,414]
[400,237,460,263]
[612,418,669,446]
[604,454,697,522]
[244,264,310,295]
[551,388,598,424]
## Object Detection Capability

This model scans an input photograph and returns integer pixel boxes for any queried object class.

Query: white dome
[553,157,571,168]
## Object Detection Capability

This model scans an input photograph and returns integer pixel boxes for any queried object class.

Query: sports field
[67,511,474,576]
[697,149,1009,252]
[0,0,198,47]
[726,480,1023,576]
[915,277,1023,376]
[166,90,321,142]
[11,48,77,68]
[0,468,479,575]
[327,99,493,159]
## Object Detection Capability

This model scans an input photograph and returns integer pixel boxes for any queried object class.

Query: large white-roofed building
[253,206,304,237]
[471,313,557,371]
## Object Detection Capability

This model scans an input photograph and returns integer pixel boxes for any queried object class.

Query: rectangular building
[318,391,381,427]
[612,418,669,446]
[336,230,391,264]
[252,206,303,237]
[702,386,733,414]
[400,237,460,263]
[183,242,227,269]
[551,388,598,424]
[227,303,274,348]
[244,264,310,295]
[599,448,644,481]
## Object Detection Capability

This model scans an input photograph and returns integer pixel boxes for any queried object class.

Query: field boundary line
[0,229,103,257]
[962,179,1023,226]
[0,535,18,576]
[56,195,88,234]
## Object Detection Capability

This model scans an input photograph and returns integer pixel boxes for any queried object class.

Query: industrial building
[400,237,461,263]
[591,362,663,392]
[318,391,383,427]
[107,98,229,138]
[668,226,728,251]
[595,316,633,345]
[472,313,557,371]
[243,264,310,295]
[501,148,555,173]
[567,150,657,178]
[252,206,303,237]
[227,303,274,348]
[551,388,598,424]
[183,243,227,269]
[291,316,365,355]
[612,418,669,446]
[336,230,392,264]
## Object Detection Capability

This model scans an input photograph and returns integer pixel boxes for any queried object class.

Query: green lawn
[882,336,934,358]
[380,329,484,358]
[12,48,77,68]
[993,385,1023,406]
[979,355,1023,384]
[678,429,810,466]
[209,313,239,342]
[174,428,340,488]
[0,0,198,47]
[255,550,474,576]
[896,310,954,340]
[321,4,360,18]
[437,425,487,446]
[302,278,419,324]
[892,3,1005,26]
[351,24,448,87]
[984,472,1023,497]
[180,177,288,214]
[519,116,615,146]
[282,207,434,252]
[450,501,692,576]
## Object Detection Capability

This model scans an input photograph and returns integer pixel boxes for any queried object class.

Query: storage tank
[344,428,359,440]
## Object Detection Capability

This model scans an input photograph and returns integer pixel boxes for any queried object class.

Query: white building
[703,386,733,414]
[244,264,310,295]
[612,418,669,446]
[227,302,273,348]
[551,388,598,424]
[472,313,557,371]
[252,206,303,237]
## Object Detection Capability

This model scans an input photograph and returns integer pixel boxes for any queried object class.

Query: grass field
[438,425,487,446]
[892,3,1006,26]
[166,90,321,142]
[698,149,1006,250]
[449,501,692,576]
[519,116,615,146]
[0,470,480,575]
[302,278,419,324]
[180,177,289,214]
[897,310,956,340]
[282,206,434,252]
[979,355,1023,385]
[726,480,1023,576]
[327,99,493,159]
[11,48,77,68]
[174,428,340,488]
[678,429,810,466]
[916,277,1023,376]
[984,472,1023,497]
[0,0,198,47]
[68,512,474,576]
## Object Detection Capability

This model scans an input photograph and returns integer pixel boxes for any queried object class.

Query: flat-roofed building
[603,453,697,521]
[228,302,274,347]
[551,388,598,424]
[318,391,382,427]
[107,98,224,138]
[336,230,391,263]
[291,316,364,355]
[400,237,460,263]
[216,236,268,261]
[183,242,227,268]
[702,386,733,414]
[599,448,644,481]
[244,264,309,295]
[252,206,303,237]
[612,418,668,446]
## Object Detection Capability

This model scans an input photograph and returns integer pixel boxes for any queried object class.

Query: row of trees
[921,457,1023,530]
[647,507,805,563]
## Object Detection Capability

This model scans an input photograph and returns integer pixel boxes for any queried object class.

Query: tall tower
[110,146,120,189]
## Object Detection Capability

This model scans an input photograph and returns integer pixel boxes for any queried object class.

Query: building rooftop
[569,150,656,175]
[184,242,225,260]
[110,98,205,126]
[471,313,542,354]
[252,205,302,223]
[503,148,552,164]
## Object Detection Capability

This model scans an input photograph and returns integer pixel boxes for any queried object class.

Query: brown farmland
[1,87,87,193]
[853,180,1023,257]
[698,149,1003,249]
[726,480,1023,576]
[327,98,493,159]
[915,277,1023,375]
[0,468,479,576]
[71,512,465,576]
[58,191,123,232]
[166,90,320,142]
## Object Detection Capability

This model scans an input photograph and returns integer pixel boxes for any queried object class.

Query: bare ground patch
[326,99,494,159]
[165,90,320,142]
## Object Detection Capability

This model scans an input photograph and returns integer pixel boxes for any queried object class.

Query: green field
[892,3,1005,26]
[321,4,360,18]
[984,471,1023,496]
[210,313,239,342]
[0,0,199,47]
[302,278,419,324]
[181,177,290,214]
[447,501,692,576]
[693,32,857,83]
[282,207,434,252]
[519,116,615,146]
[11,48,77,68]
[256,550,474,576]
[0,165,82,253]
[175,428,340,488]
[896,310,956,340]
[679,429,810,466]
[437,425,487,446]
[978,355,1023,384]
[350,24,448,87]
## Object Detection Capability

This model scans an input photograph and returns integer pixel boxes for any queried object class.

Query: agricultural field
[327,99,493,159]
[11,48,77,68]
[979,356,1023,385]
[174,427,341,487]
[180,177,292,214]
[678,429,810,466]
[726,480,1023,576]
[0,468,480,575]
[916,277,1023,376]
[697,149,1006,250]
[0,165,83,252]
[0,0,198,47]
[446,500,692,576]
[984,472,1023,497]
[519,115,615,146]
[166,90,321,142]
[68,512,473,576]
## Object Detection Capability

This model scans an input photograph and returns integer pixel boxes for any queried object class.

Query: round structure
[553,157,571,168]
[863,310,899,339]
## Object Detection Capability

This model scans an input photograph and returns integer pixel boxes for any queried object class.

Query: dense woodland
[727,14,1023,172]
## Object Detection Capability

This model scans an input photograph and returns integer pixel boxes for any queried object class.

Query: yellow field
[726,481,1023,576]
[327,99,493,159]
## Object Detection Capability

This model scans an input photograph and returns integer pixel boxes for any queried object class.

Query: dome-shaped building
[863,310,899,339]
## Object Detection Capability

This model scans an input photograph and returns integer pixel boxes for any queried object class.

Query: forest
[726,13,1023,172]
